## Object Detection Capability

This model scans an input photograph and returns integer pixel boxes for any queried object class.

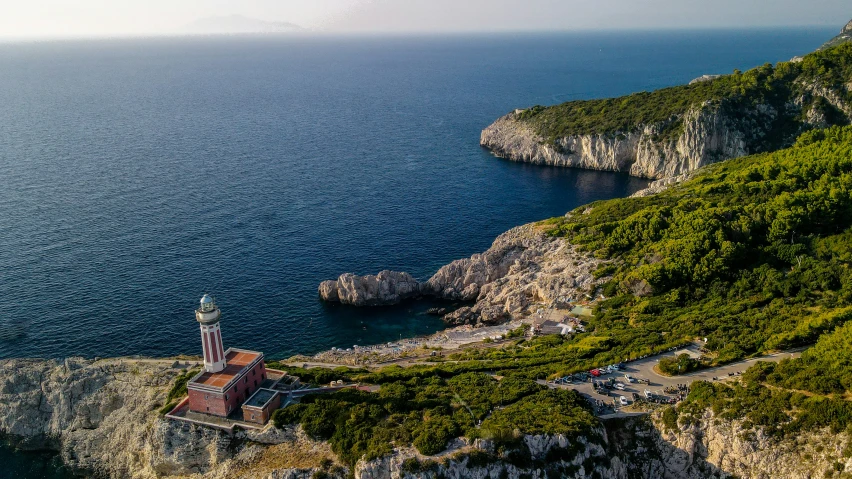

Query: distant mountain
[183,15,302,35]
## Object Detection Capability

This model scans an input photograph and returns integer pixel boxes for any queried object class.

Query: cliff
[2,358,850,478]
[819,19,852,50]
[481,101,749,179]
[353,413,852,479]
[0,358,342,479]
[481,41,852,180]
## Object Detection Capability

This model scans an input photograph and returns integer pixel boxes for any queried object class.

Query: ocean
[0,26,837,479]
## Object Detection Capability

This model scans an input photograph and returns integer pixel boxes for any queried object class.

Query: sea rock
[425,307,448,316]
[319,271,422,306]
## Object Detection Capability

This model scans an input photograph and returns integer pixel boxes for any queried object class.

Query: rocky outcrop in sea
[319,270,421,306]
[319,224,608,325]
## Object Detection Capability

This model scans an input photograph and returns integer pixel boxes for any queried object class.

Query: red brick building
[242,388,282,424]
[187,295,268,417]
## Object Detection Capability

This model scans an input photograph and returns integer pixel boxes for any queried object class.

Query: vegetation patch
[158,368,200,415]
[543,125,852,366]
[516,43,852,146]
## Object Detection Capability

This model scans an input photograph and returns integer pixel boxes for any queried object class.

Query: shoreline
[284,316,533,368]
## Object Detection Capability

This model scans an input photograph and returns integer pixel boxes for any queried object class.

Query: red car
[590,369,601,377]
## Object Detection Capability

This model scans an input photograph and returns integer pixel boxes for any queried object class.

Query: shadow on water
[0,439,80,479]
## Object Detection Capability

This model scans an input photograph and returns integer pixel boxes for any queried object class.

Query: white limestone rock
[318,270,422,306]
[480,102,751,180]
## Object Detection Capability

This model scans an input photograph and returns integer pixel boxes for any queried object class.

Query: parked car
[590,369,601,377]
[644,389,654,399]
[619,396,629,406]
[624,374,634,383]
[615,382,626,390]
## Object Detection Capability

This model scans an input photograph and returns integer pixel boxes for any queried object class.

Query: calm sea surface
[0,26,836,479]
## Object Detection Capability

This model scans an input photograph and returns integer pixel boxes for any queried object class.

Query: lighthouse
[196,294,226,373]
[186,294,269,418]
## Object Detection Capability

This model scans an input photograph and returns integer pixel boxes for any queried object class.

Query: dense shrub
[658,354,700,376]
[518,43,852,145]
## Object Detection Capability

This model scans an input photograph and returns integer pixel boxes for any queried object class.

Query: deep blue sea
[0,26,837,479]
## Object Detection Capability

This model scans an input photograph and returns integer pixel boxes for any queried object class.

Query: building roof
[189,349,263,391]
[243,388,277,409]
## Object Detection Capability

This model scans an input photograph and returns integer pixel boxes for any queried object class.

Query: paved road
[541,345,804,411]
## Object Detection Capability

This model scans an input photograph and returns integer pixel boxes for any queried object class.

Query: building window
[252,369,256,376]
[225,394,229,400]
[251,414,255,420]
[262,373,265,380]
[254,380,257,388]
[244,377,248,384]
[205,395,209,400]
[206,407,209,412]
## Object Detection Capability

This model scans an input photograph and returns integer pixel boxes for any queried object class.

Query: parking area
[539,344,803,415]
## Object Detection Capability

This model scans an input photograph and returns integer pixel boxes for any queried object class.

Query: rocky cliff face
[3,358,850,478]
[481,102,756,180]
[319,271,421,306]
[820,19,852,50]
[352,413,852,479]
[424,224,606,325]
[0,358,342,479]
[318,224,608,325]
[482,61,852,180]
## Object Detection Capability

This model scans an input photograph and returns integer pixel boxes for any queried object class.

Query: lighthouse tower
[196,294,227,373]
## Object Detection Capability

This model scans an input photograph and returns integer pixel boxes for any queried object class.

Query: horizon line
[0,24,840,44]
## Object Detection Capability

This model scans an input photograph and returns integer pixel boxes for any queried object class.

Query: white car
[615,383,626,390]
[619,396,629,406]
[624,374,635,383]
[644,389,654,399]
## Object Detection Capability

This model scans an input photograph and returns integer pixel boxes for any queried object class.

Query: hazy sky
[1,0,850,38]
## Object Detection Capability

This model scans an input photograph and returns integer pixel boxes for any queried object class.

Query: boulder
[318,270,421,306]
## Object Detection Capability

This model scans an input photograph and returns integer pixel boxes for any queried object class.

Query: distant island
[182,14,302,35]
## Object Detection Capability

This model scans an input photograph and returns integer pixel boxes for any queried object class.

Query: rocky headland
[479,47,852,180]
[819,19,852,50]
[0,357,342,479]
[319,224,607,325]
[480,102,752,180]
[2,359,849,479]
